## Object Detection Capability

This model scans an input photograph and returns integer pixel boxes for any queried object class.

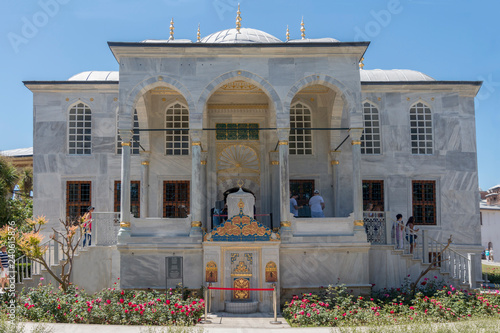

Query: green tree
[0,156,20,225]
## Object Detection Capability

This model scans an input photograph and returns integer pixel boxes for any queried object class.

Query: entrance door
[290,180,314,217]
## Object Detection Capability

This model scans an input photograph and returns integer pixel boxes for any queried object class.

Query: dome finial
[236,3,242,33]
[359,57,365,69]
[300,17,306,40]
[197,23,201,42]
[286,25,290,41]
[169,18,175,40]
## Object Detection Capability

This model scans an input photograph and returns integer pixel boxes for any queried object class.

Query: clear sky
[0,0,498,189]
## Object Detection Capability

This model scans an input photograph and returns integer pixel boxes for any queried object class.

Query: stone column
[189,130,203,238]
[330,150,341,217]
[201,151,208,231]
[117,129,133,244]
[269,151,280,230]
[140,151,150,218]
[277,129,292,237]
[350,128,364,229]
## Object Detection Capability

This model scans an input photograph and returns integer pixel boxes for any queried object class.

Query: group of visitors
[394,214,419,254]
[290,190,325,218]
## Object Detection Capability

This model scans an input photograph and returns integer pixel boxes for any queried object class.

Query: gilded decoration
[231,253,239,264]
[217,144,259,174]
[233,278,250,299]
[214,80,264,94]
[244,253,253,265]
[203,206,280,242]
[206,261,218,283]
[265,261,278,282]
[233,261,250,274]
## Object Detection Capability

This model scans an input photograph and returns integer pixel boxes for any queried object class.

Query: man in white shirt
[309,190,325,217]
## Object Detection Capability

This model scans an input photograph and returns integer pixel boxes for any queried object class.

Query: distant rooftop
[0,147,33,157]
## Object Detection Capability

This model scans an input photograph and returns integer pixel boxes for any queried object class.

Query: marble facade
[24,20,483,305]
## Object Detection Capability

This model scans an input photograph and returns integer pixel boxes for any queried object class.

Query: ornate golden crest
[205,261,217,283]
[233,278,250,299]
[265,261,278,282]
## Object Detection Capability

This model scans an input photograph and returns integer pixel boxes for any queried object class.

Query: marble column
[269,151,280,230]
[189,130,203,238]
[330,150,341,218]
[140,151,150,218]
[117,129,133,244]
[350,128,364,229]
[201,151,208,231]
[277,129,292,237]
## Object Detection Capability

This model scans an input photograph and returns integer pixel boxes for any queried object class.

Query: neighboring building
[23,12,483,308]
[480,184,500,259]
[0,147,33,169]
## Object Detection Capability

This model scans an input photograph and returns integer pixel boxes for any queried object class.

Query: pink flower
[306,313,311,317]
[410,306,415,310]
[106,300,111,304]
[119,298,124,303]
[40,277,44,281]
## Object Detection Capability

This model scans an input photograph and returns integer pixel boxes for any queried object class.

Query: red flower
[119,298,124,303]
[106,300,111,305]
[166,300,171,305]
[57,305,61,309]
[121,290,125,295]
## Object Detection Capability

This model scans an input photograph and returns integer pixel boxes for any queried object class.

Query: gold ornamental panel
[233,278,250,299]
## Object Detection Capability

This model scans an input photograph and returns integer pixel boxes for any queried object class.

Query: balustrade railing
[364,211,388,244]
[92,212,120,246]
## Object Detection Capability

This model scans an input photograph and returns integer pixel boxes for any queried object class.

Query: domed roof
[201,28,282,43]
[68,71,118,81]
[360,69,435,82]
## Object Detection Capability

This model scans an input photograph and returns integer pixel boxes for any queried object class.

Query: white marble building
[24,15,483,310]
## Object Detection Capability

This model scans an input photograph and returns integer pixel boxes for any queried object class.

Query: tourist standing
[0,245,9,293]
[485,249,490,262]
[309,190,325,218]
[395,214,404,249]
[406,216,419,254]
[83,207,94,247]
[290,194,301,217]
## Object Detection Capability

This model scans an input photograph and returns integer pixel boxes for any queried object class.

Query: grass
[482,264,500,284]
[334,319,500,332]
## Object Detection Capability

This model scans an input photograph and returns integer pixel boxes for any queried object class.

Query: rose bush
[283,283,500,327]
[10,280,204,326]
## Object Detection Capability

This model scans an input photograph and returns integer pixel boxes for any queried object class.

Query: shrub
[12,281,204,326]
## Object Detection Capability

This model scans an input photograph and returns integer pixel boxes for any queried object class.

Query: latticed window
[117,110,140,155]
[66,181,91,219]
[410,102,433,154]
[216,123,259,140]
[163,181,190,218]
[412,180,436,225]
[114,181,140,218]
[362,180,384,211]
[290,103,312,155]
[68,103,91,155]
[165,103,189,156]
[361,102,381,154]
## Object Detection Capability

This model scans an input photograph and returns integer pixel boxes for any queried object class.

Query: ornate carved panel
[233,278,250,299]
[265,261,278,282]
[205,261,217,283]
[217,144,259,174]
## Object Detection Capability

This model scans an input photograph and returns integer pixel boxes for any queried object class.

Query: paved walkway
[20,312,338,333]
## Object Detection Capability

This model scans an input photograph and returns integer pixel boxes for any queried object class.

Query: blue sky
[0,0,498,189]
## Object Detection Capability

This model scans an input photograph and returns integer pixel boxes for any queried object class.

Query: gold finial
[169,18,175,40]
[301,17,306,40]
[286,25,290,41]
[359,57,365,69]
[237,179,244,188]
[236,3,242,33]
[197,23,201,42]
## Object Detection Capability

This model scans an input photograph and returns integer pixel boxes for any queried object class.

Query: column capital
[118,129,133,143]
[276,128,290,142]
[349,128,364,141]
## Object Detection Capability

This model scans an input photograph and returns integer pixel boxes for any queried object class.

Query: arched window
[165,103,189,156]
[361,102,381,154]
[68,102,91,155]
[410,102,433,155]
[117,110,140,155]
[289,102,312,155]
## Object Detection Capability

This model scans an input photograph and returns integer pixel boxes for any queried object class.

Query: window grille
[361,102,381,154]
[410,102,433,154]
[163,181,190,218]
[68,103,91,155]
[165,103,189,156]
[66,181,91,219]
[114,181,140,218]
[290,103,312,155]
[412,180,436,225]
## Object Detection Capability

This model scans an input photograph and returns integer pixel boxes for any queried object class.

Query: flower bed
[6,280,204,326]
[283,282,500,327]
